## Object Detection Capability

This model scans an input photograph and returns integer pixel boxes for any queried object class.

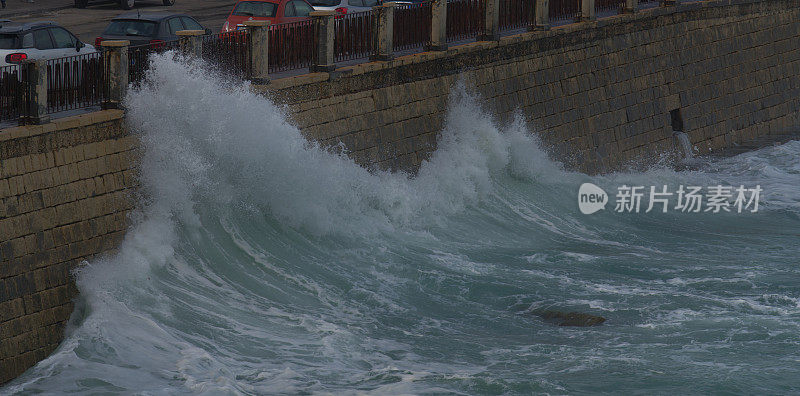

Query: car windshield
[310,0,339,5]
[231,1,277,17]
[104,20,158,37]
[0,34,17,49]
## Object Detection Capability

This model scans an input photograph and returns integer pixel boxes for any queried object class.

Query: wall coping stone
[0,110,125,143]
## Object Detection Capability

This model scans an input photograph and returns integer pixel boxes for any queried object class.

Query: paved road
[1,0,236,43]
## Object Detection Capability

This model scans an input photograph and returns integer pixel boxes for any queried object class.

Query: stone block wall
[259,0,800,174]
[0,110,137,384]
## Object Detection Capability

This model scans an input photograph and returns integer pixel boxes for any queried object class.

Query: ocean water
[3,55,800,395]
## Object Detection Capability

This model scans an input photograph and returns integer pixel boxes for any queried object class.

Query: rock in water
[538,310,606,327]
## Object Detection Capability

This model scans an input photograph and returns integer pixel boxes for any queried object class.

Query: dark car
[95,13,210,47]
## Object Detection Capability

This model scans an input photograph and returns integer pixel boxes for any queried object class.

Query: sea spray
[123,53,574,236]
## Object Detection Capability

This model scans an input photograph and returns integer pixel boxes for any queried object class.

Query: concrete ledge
[0,110,125,142]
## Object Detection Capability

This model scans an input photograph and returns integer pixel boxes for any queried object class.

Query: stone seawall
[0,111,137,384]
[259,0,800,173]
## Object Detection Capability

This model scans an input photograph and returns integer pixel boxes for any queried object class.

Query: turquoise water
[3,56,800,395]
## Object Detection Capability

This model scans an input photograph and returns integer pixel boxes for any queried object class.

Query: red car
[221,0,314,32]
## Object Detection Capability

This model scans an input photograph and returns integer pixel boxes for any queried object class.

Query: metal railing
[335,10,375,62]
[550,0,581,22]
[596,0,625,14]
[203,30,252,77]
[446,0,485,41]
[500,0,535,31]
[128,40,181,84]
[446,0,484,42]
[394,2,432,52]
[270,20,315,73]
[46,52,105,114]
[0,65,27,123]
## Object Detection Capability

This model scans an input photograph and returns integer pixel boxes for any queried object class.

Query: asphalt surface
[1,0,236,42]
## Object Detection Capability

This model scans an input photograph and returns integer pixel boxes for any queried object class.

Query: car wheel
[74,0,88,8]
[119,0,134,9]
[162,0,175,5]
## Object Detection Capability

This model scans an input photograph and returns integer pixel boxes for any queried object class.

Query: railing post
[580,0,596,21]
[531,0,550,31]
[623,0,638,12]
[244,20,270,84]
[371,2,396,61]
[176,29,204,58]
[101,40,129,110]
[22,60,49,125]
[478,0,500,41]
[310,11,336,72]
[427,0,447,51]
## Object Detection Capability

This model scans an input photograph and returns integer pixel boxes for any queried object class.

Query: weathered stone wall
[259,0,800,173]
[0,111,137,384]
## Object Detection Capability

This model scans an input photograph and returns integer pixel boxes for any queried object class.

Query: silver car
[310,0,380,15]
[0,21,96,67]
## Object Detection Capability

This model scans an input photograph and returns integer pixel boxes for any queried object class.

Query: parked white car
[309,0,379,15]
[0,21,97,67]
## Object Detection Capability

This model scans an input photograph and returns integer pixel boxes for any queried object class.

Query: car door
[165,17,185,40]
[283,0,313,21]
[43,27,78,59]
[55,27,97,55]
[179,16,205,33]
[49,27,81,57]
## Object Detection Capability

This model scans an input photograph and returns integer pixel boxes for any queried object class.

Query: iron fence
[128,39,181,84]
[46,52,105,114]
[269,20,315,73]
[202,30,252,77]
[394,2,432,52]
[446,0,484,42]
[0,65,27,123]
[335,10,375,62]
[596,0,625,14]
[550,0,580,22]
[499,0,534,31]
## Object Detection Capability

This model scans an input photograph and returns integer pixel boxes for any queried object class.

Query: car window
[50,27,76,49]
[33,29,54,50]
[310,0,338,5]
[21,33,33,48]
[180,17,203,30]
[291,1,313,16]
[0,34,18,49]
[361,0,378,6]
[231,1,277,17]
[283,1,295,16]
[167,18,184,34]
[104,20,158,37]
[349,0,363,6]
